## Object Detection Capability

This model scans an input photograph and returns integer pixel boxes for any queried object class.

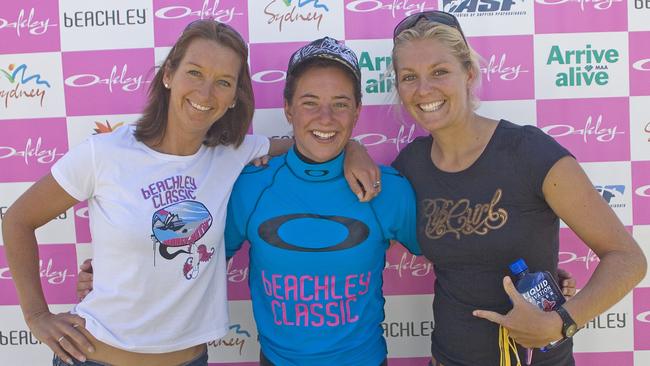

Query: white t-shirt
[51,125,269,353]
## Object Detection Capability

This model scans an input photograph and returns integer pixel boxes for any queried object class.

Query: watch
[555,305,578,338]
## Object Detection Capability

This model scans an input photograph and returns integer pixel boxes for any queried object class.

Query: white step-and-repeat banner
[1,0,649,365]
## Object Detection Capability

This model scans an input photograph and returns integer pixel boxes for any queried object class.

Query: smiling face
[395,37,475,133]
[163,38,241,139]
[284,65,361,163]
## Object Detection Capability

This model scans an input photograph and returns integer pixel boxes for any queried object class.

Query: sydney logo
[264,0,330,31]
[0,63,50,108]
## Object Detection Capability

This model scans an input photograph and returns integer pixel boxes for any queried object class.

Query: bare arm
[543,156,646,327]
[473,156,646,347]
[267,137,293,157]
[2,173,94,363]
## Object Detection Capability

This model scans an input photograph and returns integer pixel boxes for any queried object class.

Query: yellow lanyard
[499,326,522,366]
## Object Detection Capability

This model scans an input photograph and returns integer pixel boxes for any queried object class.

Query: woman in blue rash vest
[1,20,379,366]
[224,37,421,366]
[390,11,647,366]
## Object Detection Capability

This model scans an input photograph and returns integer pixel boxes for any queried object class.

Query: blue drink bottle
[509,258,565,312]
[509,258,567,360]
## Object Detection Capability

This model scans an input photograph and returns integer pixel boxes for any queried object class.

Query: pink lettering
[271,299,282,325]
[300,275,313,301]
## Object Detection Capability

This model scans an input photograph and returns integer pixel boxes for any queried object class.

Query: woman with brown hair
[1,20,377,366]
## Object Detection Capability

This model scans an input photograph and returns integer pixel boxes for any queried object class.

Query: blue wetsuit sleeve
[225,189,247,259]
[392,181,421,256]
[376,168,421,256]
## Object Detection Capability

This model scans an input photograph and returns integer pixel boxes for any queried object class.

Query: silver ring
[72,324,80,328]
[372,180,381,189]
[57,335,65,343]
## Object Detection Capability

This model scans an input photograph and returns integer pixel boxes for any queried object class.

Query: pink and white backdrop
[0,0,649,365]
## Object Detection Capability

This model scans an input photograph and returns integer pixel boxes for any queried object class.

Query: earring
[164,83,169,89]
[229,102,236,109]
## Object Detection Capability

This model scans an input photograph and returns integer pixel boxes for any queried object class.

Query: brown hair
[283,58,362,106]
[135,20,253,147]
[392,19,482,110]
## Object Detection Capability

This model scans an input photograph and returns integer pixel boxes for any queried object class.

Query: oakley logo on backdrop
[0,137,63,165]
[481,54,529,82]
[0,8,56,36]
[155,0,243,23]
[345,0,435,17]
[541,115,624,143]
[535,0,622,11]
[64,65,150,93]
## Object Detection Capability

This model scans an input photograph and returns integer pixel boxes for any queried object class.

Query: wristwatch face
[565,324,578,338]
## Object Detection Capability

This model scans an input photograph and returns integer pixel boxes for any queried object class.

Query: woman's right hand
[26,311,94,364]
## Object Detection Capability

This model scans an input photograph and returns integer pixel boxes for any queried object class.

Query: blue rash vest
[225,147,420,366]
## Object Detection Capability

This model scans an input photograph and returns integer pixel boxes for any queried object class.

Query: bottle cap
[509,258,528,275]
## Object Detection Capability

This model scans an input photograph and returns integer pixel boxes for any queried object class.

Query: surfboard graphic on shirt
[150,200,215,280]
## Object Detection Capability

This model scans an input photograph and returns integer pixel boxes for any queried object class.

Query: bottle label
[521,279,563,311]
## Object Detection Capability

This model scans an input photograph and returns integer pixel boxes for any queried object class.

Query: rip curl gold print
[422,189,508,240]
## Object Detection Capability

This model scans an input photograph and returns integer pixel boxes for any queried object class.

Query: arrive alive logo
[547,44,618,87]
[535,34,628,99]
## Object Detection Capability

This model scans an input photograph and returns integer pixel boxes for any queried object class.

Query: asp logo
[442,0,521,15]
[595,185,625,206]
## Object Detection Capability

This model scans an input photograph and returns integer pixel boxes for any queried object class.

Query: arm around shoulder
[542,156,647,328]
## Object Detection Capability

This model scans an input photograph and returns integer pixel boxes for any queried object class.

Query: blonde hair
[391,19,482,110]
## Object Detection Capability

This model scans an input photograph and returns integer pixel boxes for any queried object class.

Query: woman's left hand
[558,268,576,298]
[472,276,564,348]
[344,141,380,202]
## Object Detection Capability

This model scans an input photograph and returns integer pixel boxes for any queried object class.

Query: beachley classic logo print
[141,176,215,280]
[547,44,619,87]
[0,63,49,109]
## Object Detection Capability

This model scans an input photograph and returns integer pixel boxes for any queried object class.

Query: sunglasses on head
[393,10,468,47]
